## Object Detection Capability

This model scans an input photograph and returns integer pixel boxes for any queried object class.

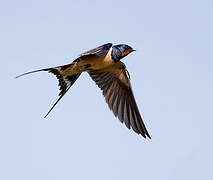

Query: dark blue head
[111,44,135,62]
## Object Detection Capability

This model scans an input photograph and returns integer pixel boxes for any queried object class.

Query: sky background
[1,0,213,179]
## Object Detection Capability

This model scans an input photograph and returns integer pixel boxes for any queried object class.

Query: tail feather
[16,63,81,117]
[15,68,49,78]
[44,73,81,118]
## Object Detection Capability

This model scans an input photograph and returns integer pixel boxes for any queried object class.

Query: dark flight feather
[88,64,151,138]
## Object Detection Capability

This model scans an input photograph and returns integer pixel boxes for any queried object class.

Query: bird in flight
[16,43,150,138]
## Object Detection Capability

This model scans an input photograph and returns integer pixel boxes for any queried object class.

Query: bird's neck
[111,47,122,62]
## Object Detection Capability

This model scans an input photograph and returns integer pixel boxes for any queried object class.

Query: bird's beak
[128,49,136,53]
[122,49,136,57]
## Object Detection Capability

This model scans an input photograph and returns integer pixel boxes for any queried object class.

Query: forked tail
[16,63,81,117]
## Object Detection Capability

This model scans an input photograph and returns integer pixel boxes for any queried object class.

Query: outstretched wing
[79,43,112,57]
[88,62,150,138]
[16,63,81,117]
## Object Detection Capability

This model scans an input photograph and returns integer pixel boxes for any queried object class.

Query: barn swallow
[16,43,150,138]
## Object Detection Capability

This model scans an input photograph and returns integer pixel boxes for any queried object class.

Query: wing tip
[142,133,151,139]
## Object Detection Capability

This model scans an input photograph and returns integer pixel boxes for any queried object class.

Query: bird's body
[60,46,114,76]
[17,43,151,138]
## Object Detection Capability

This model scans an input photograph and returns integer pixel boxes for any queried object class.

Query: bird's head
[111,44,135,62]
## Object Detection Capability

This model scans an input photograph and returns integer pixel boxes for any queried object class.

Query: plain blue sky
[1,0,213,179]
